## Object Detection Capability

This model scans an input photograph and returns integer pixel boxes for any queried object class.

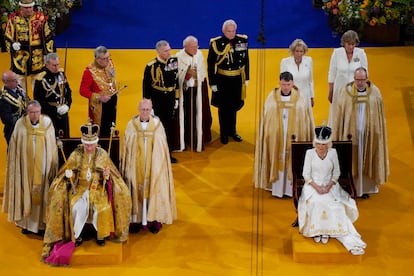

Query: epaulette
[146,59,157,66]
[210,36,222,43]
[237,34,248,39]
[35,71,47,80]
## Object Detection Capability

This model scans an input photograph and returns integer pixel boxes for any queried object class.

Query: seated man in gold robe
[41,122,131,264]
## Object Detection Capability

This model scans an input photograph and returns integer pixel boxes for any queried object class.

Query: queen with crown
[297,124,367,255]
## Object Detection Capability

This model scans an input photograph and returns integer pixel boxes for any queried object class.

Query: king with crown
[41,122,131,266]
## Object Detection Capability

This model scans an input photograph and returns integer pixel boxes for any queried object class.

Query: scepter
[56,139,76,243]
[109,84,128,97]
[102,122,116,193]
[57,139,76,194]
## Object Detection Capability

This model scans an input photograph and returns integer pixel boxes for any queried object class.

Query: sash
[133,116,156,199]
[87,61,116,127]
[25,115,47,205]
[274,88,299,171]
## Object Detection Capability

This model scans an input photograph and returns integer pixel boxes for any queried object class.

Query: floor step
[291,229,362,264]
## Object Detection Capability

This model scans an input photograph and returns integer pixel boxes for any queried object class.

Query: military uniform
[143,56,179,151]
[80,60,117,138]
[0,85,29,144]
[4,10,55,76]
[34,69,72,138]
[207,34,249,141]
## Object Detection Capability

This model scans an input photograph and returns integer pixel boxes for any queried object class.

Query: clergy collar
[281,91,292,97]
[184,50,193,57]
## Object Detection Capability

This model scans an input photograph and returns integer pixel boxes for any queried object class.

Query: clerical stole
[25,115,46,205]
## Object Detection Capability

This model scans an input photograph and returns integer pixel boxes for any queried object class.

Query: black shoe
[232,134,243,142]
[361,194,370,199]
[21,228,30,235]
[129,223,142,233]
[148,221,162,234]
[170,156,178,163]
[96,239,105,246]
[75,237,83,247]
[220,135,228,144]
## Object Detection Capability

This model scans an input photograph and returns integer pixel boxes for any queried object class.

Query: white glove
[57,104,69,115]
[65,169,73,179]
[12,42,21,51]
[186,78,195,88]
[245,80,249,86]
[211,85,218,92]
[174,99,179,109]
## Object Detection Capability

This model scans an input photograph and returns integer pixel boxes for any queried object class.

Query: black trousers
[184,87,197,149]
[151,91,175,152]
[215,74,243,137]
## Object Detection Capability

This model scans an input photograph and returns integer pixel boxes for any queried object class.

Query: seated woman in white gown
[298,124,366,255]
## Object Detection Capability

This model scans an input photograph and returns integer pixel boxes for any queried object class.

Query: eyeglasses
[355,78,367,82]
[98,56,110,61]
[6,79,18,83]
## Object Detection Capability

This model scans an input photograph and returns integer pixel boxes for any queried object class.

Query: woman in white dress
[298,125,366,255]
[327,30,368,125]
[280,39,314,108]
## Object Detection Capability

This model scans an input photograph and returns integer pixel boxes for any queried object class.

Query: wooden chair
[290,135,356,227]
[57,132,120,168]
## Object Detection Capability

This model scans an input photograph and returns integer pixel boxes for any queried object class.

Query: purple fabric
[44,241,75,266]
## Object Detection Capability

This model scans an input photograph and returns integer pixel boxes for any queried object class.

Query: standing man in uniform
[176,35,212,152]
[4,0,55,93]
[331,67,389,198]
[0,70,30,145]
[143,40,179,163]
[80,46,117,138]
[207,19,249,144]
[34,53,72,138]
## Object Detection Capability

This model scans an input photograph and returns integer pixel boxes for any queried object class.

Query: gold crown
[80,122,99,144]
[19,0,35,7]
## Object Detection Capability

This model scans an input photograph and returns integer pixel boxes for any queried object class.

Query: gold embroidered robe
[2,115,58,230]
[120,115,177,224]
[42,145,131,259]
[254,87,314,190]
[331,81,389,188]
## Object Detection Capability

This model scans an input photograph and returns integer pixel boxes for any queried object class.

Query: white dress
[298,148,366,252]
[327,47,368,125]
[280,55,314,109]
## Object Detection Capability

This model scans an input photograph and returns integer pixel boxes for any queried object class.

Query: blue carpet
[55,0,344,49]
